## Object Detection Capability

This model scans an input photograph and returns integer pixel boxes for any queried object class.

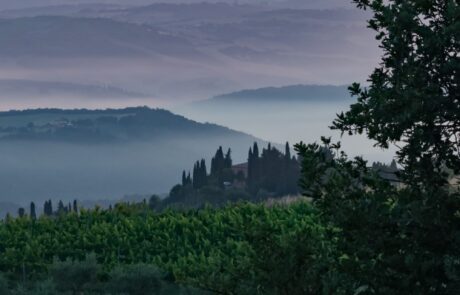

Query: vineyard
[0,202,333,294]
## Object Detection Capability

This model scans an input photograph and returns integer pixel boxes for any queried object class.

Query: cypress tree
[253,142,259,158]
[57,200,65,214]
[225,149,232,168]
[193,161,201,189]
[182,170,187,186]
[18,208,25,218]
[186,172,192,185]
[49,200,53,216]
[44,200,53,216]
[200,159,207,186]
[211,146,225,176]
[285,142,291,160]
[73,200,78,213]
[30,202,36,220]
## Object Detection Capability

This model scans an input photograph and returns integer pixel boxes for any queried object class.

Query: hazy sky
[0,0,379,109]
[0,0,352,10]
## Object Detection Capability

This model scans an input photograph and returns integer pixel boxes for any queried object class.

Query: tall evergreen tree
[186,172,192,185]
[182,171,187,186]
[18,208,25,218]
[200,159,208,186]
[193,160,207,189]
[285,142,291,160]
[44,200,53,216]
[248,147,254,190]
[57,200,65,214]
[253,143,259,158]
[211,146,225,176]
[224,149,232,168]
[73,200,78,213]
[30,202,36,220]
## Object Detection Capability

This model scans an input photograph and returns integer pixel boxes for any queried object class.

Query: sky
[0,0,378,109]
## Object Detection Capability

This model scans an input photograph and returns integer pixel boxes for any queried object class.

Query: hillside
[0,79,147,99]
[0,16,200,58]
[0,107,263,205]
[206,84,351,103]
[0,107,249,142]
[175,84,353,143]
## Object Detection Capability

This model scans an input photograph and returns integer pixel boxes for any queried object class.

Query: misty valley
[0,0,458,294]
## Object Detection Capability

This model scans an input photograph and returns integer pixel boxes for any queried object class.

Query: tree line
[160,142,300,210]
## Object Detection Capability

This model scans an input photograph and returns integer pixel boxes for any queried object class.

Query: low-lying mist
[0,137,255,206]
[175,100,397,164]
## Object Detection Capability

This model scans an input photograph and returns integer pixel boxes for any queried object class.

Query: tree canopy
[333,0,460,187]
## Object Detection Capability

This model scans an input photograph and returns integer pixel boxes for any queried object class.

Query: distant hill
[208,85,351,104]
[0,16,200,58]
[174,84,355,149]
[0,79,148,99]
[0,107,264,204]
[0,107,253,142]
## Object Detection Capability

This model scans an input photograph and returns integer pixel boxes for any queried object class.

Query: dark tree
[211,146,225,176]
[149,195,161,211]
[200,159,208,186]
[44,200,53,216]
[30,202,36,220]
[18,208,25,218]
[182,170,187,186]
[186,172,192,185]
[193,160,208,189]
[333,0,460,188]
[248,142,299,196]
[57,200,65,214]
[73,200,78,213]
[247,143,261,194]
[224,148,232,168]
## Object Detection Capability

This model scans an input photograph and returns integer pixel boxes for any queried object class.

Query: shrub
[0,273,10,295]
[50,253,99,293]
[107,264,164,295]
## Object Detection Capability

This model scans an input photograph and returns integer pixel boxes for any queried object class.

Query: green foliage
[50,253,100,293]
[248,142,300,196]
[333,0,460,187]
[0,272,10,295]
[167,143,301,210]
[106,264,164,295]
[296,139,460,294]
[0,202,331,294]
[30,279,57,295]
[299,2,460,292]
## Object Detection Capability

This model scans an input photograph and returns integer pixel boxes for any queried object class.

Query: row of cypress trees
[177,142,300,198]
[248,142,300,196]
[17,200,79,219]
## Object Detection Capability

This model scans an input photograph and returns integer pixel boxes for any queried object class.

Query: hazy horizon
[0,0,396,209]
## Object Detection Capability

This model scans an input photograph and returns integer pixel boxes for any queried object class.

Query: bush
[107,264,164,295]
[0,273,10,295]
[50,253,99,293]
[295,140,460,294]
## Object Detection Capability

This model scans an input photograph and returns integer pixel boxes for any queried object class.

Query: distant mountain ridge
[0,107,251,142]
[0,16,200,58]
[0,79,148,98]
[209,85,351,103]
